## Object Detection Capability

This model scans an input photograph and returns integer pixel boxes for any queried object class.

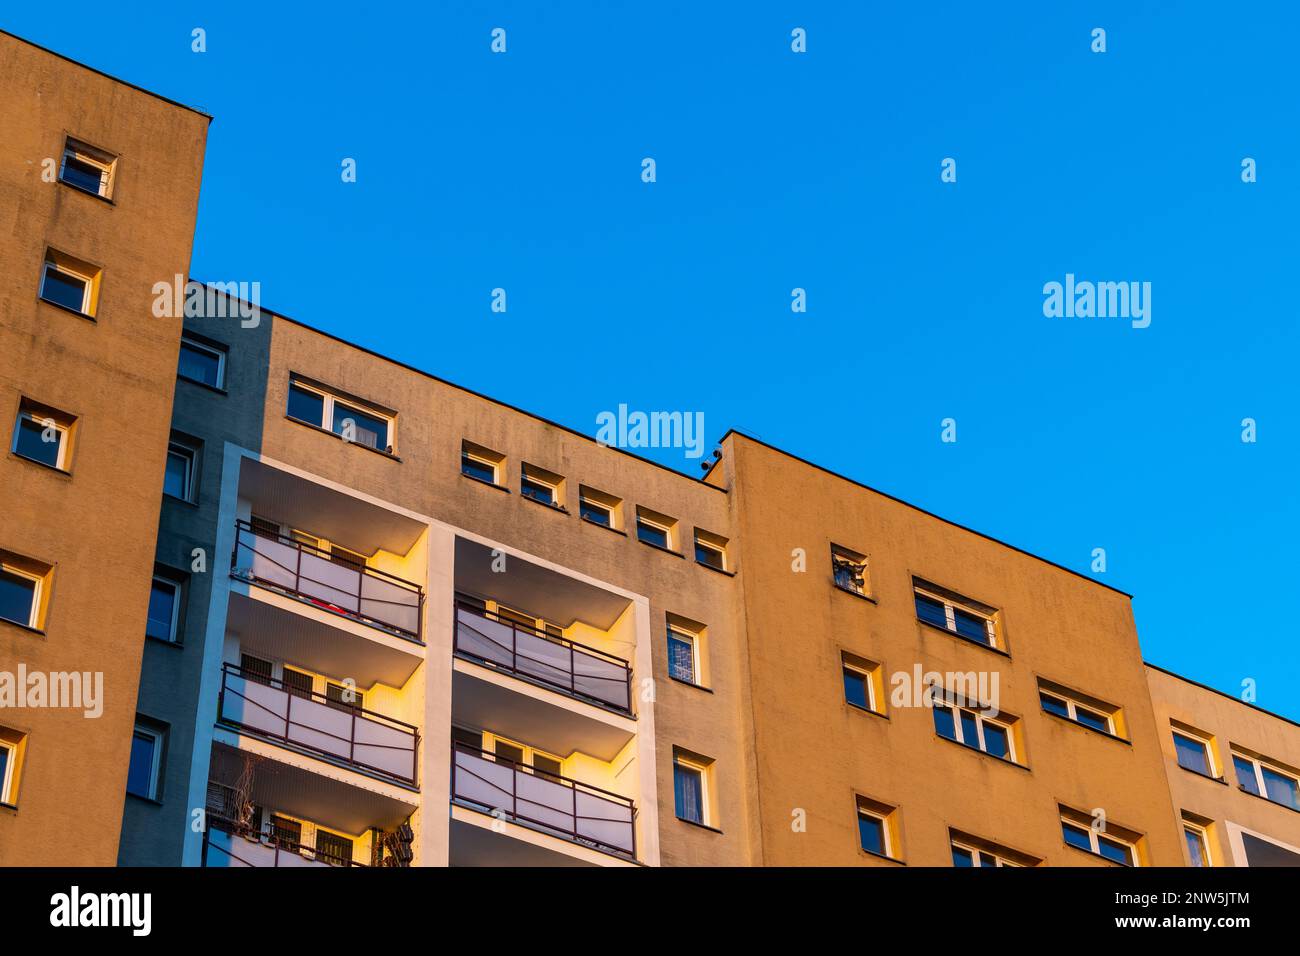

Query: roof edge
[1144,661,1300,731]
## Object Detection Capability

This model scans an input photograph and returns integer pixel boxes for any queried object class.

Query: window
[163,438,198,502]
[0,560,43,630]
[1184,823,1210,867]
[913,579,997,648]
[59,138,116,198]
[1037,679,1121,737]
[271,815,302,849]
[0,728,25,807]
[288,377,394,453]
[521,462,565,509]
[1233,751,1300,810]
[178,333,227,389]
[461,440,504,485]
[930,689,1016,762]
[667,625,698,684]
[315,830,354,866]
[841,652,882,715]
[1172,728,1217,778]
[831,545,868,596]
[146,574,182,643]
[126,722,164,801]
[694,530,729,571]
[854,795,898,860]
[578,485,622,529]
[951,843,1019,867]
[326,681,364,712]
[531,753,563,780]
[240,653,274,685]
[282,668,314,700]
[39,251,100,317]
[12,399,74,470]
[636,506,677,551]
[1060,811,1139,866]
[673,750,714,827]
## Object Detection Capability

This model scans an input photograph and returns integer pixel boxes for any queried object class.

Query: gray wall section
[118,296,270,865]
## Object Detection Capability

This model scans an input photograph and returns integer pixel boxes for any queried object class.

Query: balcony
[231,519,424,643]
[454,602,631,714]
[202,818,365,868]
[450,741,636,861]
[217,662,418,787]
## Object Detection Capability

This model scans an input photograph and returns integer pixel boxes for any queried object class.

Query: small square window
[127,722,165,801]
[164,438,199,502]
[59,138,116,198]
[146,574,182,643]
[0,559,45,630]
[178,334,227,389]
[521,463,565,509]
[831,545,868,595]
[636,506,676,551]
[12,399,74,471]
[40,251,99,317]
[461,440,504,485]
[694,530,728,571]
[578,485,622,529]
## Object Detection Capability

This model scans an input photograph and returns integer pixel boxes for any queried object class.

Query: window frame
[1232,751,1300,809]
[931,690,1017,762]
[673,754,710,826]
[0,738,17,805]
[11,409,69,470]
[40,258,94,315]
[164,440,198,502]
[636,513,674,551]
[59,138,116,198]
[177,334,227,389]
[950,840,1020,867]
[667,624,700,685]
[913,583,997,648]
[1039,689,1117,736]
[288,379,394,454]
[579,496,613,526]
[693,532,727,571]
[0,563,43,630]
[842,662,875,713]
[856,807,892,858]
[146,574,182,643]
[127,723,164,801]
[1184,822,1211,867]
[1172,728,1218,779]
[1061,817,1138,866]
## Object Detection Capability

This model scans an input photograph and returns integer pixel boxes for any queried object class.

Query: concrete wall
[0,32,207,865]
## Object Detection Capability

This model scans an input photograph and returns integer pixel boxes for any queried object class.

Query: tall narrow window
[1184,824,1210,867]
[831,545,868,596]
[0,729,24,807]
[667,625,698,684]
[841,652,882,715]
[163,439,198,502]
[146,574,182,643]
[0,562,43,630]
[673,750,713,827]
[854,796,898,860]
[126,723,164,800]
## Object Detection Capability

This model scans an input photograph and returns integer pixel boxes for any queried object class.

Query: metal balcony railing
[217,662,419,787]
[201,816,366,868]
[451,741,636,859]
[231,519,424,642]
[453,602,633,714]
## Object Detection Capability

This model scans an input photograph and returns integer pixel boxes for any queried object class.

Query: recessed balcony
[216,662,419,788]
[450,740,636,862]
[231,519,424,643]
[202,817,366,868]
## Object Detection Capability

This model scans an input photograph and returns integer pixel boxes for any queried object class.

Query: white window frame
[1041,690,1116,735]
[694,534,727,571]
[0,738,17,804]
[164,441,197,501]
[147,575,181,643]
[931,691,1016,762]
[60,140,115,197]
[290,380,392,451]
[1232,751,1300,807]
[856,806,892,857]
[843,661,876,712]
[637,514,674,550]
[520,467,560,507]
[674,755,710,826]
[0,563,42,629]
[462,450,500,485]
[950,840,1019,867]
[914,586,997,646]
[12,410,69,469]
[1183,822,1211,867]
[1172,728,1218,778]
[130,724,164,801]
[1062,817,1138,866]
[579,495,613,526]
[40,259,93,314]
[667,625,700,685]
[178,334,227,389]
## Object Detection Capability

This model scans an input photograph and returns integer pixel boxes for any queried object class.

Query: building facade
[2,31,1298,868]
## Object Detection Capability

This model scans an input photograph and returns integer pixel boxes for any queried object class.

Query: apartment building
[0,31,209,865]
[2,31,1298,869]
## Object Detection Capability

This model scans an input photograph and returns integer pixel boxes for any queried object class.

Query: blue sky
[8,3,1297,718]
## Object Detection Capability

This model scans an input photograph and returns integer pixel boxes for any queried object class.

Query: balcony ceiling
[454,537,631,630]
[239,457,425,557]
